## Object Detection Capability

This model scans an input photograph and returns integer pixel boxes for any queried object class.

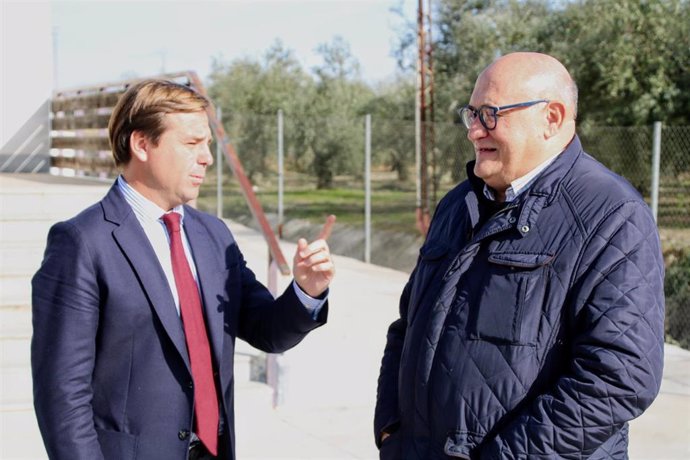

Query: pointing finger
[317,214,336,241]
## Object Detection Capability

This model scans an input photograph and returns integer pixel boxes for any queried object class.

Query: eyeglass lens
[461,106,497,130]
[479,106,497,129]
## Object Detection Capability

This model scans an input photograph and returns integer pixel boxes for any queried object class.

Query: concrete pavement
[229,219,690,460]
[1,173,688,459]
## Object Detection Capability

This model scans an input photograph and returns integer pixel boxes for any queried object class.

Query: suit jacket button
[178,430,190,440]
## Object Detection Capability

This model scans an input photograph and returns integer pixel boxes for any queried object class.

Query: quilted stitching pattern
[374,137,665,459]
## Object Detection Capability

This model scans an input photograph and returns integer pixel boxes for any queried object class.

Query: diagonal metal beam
[186,72,290,275]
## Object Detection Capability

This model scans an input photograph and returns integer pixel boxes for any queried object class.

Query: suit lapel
[182,209,225,365]
[102,185,191,371]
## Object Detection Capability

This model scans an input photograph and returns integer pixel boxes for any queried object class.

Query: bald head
[479,52,578,122]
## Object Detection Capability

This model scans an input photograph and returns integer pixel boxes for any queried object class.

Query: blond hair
[108,79,209,166]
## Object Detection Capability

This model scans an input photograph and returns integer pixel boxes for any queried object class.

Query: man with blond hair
[375,52,664,459]
[32,79,335,460]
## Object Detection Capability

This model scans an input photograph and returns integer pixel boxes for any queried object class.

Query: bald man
[374,52,664,459]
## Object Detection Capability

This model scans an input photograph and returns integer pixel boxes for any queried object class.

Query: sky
[51,0,417,90]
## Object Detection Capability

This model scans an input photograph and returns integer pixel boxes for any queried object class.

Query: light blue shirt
[483,153,560,203]
[116,176,325,318]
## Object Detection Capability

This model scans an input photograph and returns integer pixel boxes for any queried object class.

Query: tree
[207,41,314,180]
[428,0,690,126]
[361,78,416,182]
[533,0,690,195]
[296,37,374,189]
[543,0,690,125]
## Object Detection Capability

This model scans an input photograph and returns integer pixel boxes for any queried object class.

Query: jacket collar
[463,135,583,239]
[525,134,582,205]
[465,134,582,206]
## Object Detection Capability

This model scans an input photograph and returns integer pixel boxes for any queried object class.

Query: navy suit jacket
[31,183,327,460]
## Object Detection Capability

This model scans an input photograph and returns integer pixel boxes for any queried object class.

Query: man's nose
[466,116,487,141]
[199,143,214,166]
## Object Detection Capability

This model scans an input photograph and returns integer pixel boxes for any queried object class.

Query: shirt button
[178,430,190,440]
[521,225,530,233]
[188,381,194,389]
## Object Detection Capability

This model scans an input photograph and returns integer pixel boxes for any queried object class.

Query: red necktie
[162,212,219,455]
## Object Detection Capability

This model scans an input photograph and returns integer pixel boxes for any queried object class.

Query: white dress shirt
[483,153,560,203]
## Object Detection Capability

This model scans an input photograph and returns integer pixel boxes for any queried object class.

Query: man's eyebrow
[187,134,211,141]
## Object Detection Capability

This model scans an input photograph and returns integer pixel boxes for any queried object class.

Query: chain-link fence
[578,124,690,229]
[197,114,690,248]
[196,116,690,348]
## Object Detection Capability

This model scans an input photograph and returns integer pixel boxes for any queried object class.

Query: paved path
[1,173,688,459]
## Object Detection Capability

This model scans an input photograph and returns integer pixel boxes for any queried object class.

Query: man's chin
[183,191,201,206]
[474,167,507,190]
[473,163,495,181]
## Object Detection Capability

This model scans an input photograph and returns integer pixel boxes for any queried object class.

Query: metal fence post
[216,107,223,219]
[651,121,661,222]
[365,114,372,263]
[267,109,285,408]
[277,109,284,237]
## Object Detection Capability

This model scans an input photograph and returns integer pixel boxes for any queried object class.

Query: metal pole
[415,0,429,236]
[216,107,223,219]
[426,0,436,206]
[267,109,280,293]
[53,27,59,90]
[364,114,372,264]
[267,109,285,408]
[414,8,422,214]
[651,121,661,222]
[277,109,284,236]
[266,256,280,407]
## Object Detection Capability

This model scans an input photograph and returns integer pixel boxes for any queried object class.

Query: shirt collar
[483,153,560,203]
[117,175,185,222]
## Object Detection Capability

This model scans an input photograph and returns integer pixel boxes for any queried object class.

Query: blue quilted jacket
[375,136,665,459]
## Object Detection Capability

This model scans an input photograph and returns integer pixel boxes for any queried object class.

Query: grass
[197,169,690,251]
[198,171,425,234]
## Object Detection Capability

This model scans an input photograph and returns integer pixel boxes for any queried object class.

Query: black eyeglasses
[458,99,549,131]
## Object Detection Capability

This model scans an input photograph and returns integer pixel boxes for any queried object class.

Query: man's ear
[545,101,566,138]
[130,131,149,162]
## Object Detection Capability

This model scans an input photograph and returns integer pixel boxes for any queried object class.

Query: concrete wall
[0,1,52,172]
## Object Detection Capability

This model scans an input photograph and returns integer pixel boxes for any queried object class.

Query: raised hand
[293,215,336,298]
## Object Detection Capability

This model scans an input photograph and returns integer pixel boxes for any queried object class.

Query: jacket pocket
[470,251,552,345]
[378,429,402,460]
[407,241,450,325]
[443,430,483,459]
